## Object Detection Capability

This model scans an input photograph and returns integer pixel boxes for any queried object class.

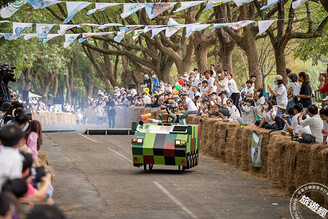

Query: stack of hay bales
[185,114,195,124]
[199,117,210,155]
[240,126,258,172]
[206,118,220,157]
[224,122,240,165]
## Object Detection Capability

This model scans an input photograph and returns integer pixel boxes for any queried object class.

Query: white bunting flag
[64,34,79,48]
[58,24,76,35]
[64,1,91,24]
[165,26,182,37]
[12,22,33,36]
[77,23,100,28]
[292,0,308,9]
[205,0,230,10]
[210,23,229,29]
[174,1,204,13]
[228,20,254,30]
[27,0,61,9]
[167,18,180,26]
[24,34,38,40]
[0,21,10,23]
[166,18,182,37]
[0,0,27,18]
[144,2,177,19]
[120,3,145,19]
[260,0,281,10]
[78,32,113,43]
[98,23,123,30]
[36,23,55,39]
[4,33,20,41]
[132,29,143,40]
[185,24,210,38]
[233,0,254,7]
[43,33,60,43]
[258,20,276,35]
[151,27,166,39]
[87,3,120,15]
[143,25,164,33]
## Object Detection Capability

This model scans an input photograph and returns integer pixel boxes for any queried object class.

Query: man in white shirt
[0,124,25,190]
[183,95,197,114]
[298,105,323,143]
[143,94,151,107]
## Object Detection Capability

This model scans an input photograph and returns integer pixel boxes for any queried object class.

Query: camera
[0,64,15,77]
[31,166,47,183]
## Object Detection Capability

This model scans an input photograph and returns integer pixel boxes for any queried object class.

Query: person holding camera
[0,64,16,102]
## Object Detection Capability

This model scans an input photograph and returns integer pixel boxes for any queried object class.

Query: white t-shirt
[186,97,197,111]
[207,77,215,88]
[228,79,239,93]
[300,114,323,143]
[292,113,311,136]
[218,78,230,93]
[0,146,24,190]
[287,82,300,96]
[274,85,288,105]
[228,105,240,120]
[143,95,151,105]
[262,109,276,125]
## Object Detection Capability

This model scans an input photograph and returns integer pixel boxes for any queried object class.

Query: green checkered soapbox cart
[131,112,200,172]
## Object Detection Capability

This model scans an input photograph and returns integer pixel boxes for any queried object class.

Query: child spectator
[227,98,240,122]
[242,80,254,100]
[298,104,323,143]
[255,88,265,117]
[0,124,24,189]
[258,100,276,129]
[268,75,288,117]
[226,72,240,107]
[240,99,256,125]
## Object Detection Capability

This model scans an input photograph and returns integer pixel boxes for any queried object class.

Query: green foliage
[0,0,16,8]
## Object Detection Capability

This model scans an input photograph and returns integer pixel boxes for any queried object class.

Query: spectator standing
[286,73,300,109]
[226,72,240,108]
[268,75,288,117]
[250,75,257,89]
[297,72,312,109]
[152,73,159,93]
[106,97,116,128]
[144,73,152,93]
[210,64,216,77]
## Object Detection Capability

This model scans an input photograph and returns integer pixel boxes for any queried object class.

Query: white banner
[98,23,123,30]
[258,20,276,35]
[143,25,164,33]
[77,23,100,28]
[292,0,308,9]
[64,1,91,24]
[58,24,77,35]
[185,24,209,38]
[24,33,38,40]
[43,34,60,43]
[120,3,145,19]
[144,2,177,19]
[151,27,166,39]
[4,33,20,41]
[233,0,254,7]
[1,0,27,18]
[210,23,229,29]
[64,34,80,48]
[228,20,254,30]
[87,3,120,15]
[166,18,182,37]
[12,22,33,36]
[36,23,55,39]
[205,0,230,10]
[78,32,113,43]
[173,1,204,13]
[28,0,61,9]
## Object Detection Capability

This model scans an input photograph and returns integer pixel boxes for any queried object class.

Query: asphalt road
[44,133,294,219]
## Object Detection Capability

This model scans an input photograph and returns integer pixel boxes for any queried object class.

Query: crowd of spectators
[0,100,66,218]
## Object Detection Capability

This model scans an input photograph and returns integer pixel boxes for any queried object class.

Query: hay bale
[294,144,312,189]
[240,126,257,172]
[199,139,208,155]
[185,114,195,124]
[233,127,245,168]
[225,122,240,165]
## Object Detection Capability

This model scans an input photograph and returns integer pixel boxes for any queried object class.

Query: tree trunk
[160,56,174,82]
[23,69,31,91]
[273,43,287,84]
[43,72,56,103]
[195,44,210,73]
[321,0,328,13]
[216,29,235,72]
[53,76,58,97]
[65,74,71,104]
[18,75,24,98]
[243,31,261,89]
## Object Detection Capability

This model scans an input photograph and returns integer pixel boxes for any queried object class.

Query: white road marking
[153,181,197,218]
[107,148,132,162]
[78,133,98,143]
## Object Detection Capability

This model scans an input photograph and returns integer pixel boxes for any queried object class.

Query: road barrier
[113,107,328,196]
[32,112,76,125]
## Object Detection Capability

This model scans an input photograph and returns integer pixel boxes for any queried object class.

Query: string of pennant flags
[0,0,308,20]
[0,0,309,48]
[0,18,286,47]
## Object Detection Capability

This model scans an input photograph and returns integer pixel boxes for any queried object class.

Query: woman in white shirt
[217,74,230,98]
[226,72,240,108]
[258,100,277,129]
[255,88,265,117]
